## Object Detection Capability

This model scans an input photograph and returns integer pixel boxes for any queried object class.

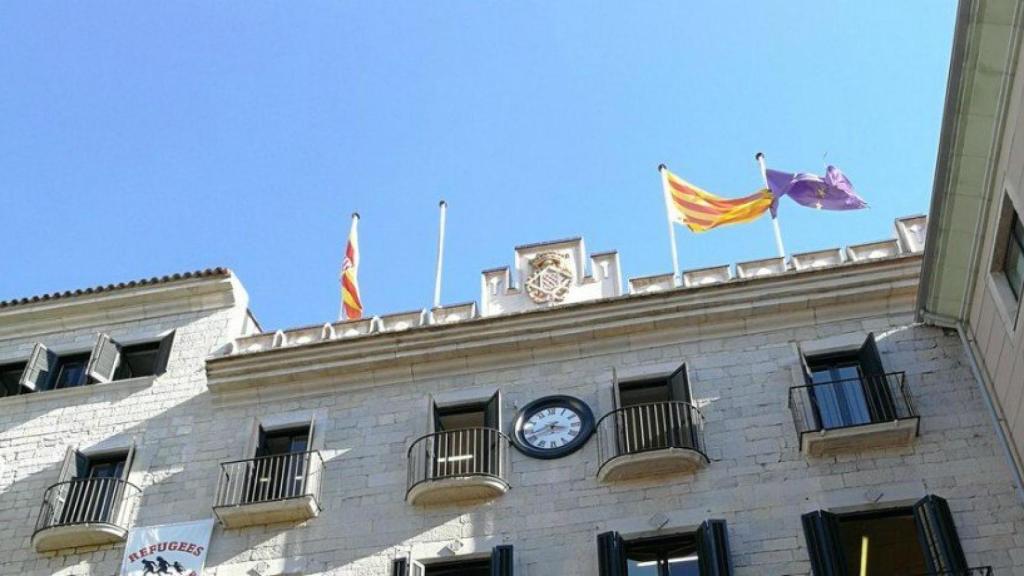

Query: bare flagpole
[433,200,447,309]
[755,152,787,258]
[658,164,682,284]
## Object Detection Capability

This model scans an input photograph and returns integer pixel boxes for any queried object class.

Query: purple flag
[766,166,868,216]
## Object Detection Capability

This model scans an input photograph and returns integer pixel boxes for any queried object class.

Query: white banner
[120,518,215,576]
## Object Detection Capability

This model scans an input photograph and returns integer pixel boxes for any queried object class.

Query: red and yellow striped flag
[661,166,774,233]
[340,214,363,320]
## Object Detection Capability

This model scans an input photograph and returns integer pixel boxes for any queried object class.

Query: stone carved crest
[525,252,574,304]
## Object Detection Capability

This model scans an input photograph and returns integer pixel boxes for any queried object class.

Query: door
[808,359,871,430]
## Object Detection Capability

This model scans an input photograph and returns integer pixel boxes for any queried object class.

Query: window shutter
[801,510,848,576]
[913,494,968,574]
[20,343,57,392]
[86,333,121,384]
[57,446,80,483]
[391,558,408,576]
[305,418,317,452]
[597,531,626,576]
[255,426,269,457]
[119,443,136,484]
[697,519,733,576]
[490,544,513,576]
[153,331,176,375]
[668,363,691,403]
[858,333,896,421]
[485,391,501,430]
[796,344,815,384]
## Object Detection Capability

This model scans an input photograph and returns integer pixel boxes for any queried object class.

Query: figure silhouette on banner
[141,557,175,574]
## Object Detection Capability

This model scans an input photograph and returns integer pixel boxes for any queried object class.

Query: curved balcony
[213,450,324,528]
[32,477,139,552]
[596,401,708,482]
[789,371,919,456]
[406,427,510,505]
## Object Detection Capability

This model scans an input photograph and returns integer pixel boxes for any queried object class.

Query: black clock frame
[512,395,595,459]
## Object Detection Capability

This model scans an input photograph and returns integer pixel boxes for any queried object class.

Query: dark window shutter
[391,558,408,576]
[697,519,733,576]
[858,333,896,421]
[668,363,691,402]
[801,510,848,576]
[597,531,626,576]
[153,331,176,375]
[485,391,501,430]
[86,333,121,384]
[490,544,513,576]
[913,494,968,574]
[255,426,269,457]
[20,343,57,392]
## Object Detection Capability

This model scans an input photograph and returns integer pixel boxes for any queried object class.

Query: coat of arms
[525,252,574,304]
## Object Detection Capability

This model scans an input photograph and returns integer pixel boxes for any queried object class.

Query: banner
[120,519,215,576]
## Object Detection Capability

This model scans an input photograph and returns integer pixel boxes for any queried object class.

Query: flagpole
[433,200,447,309]
[658,164,682,284]
[756,152,787,259]
[340,212,359,322]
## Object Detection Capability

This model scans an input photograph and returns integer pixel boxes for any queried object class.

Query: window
[623,533,699,576]
[54,446,135,526]
[800,334,895,430]
[598,521,732,576]
[429,393,501,479]
[433,393,500,432]
[615,365,697,453]
[114,340,165,379]
[1003,210,1024,301]
[245,424,314,503]
[52,352,91,389]
[0,362,26,397]
[393,546,513,576]
[802,495,970,576]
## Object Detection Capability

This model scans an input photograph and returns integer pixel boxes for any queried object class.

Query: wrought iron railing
[34,477,139,535]
[789,371,917,438]
[406,427,510,496]
[905,568,993,576]
[215,450,324,508]
[595,401,708,467]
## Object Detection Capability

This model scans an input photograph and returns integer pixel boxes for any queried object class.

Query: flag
[662,166,774,233]
[766,166,868,216]
[340,215,363,320]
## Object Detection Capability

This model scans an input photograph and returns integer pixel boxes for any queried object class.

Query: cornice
[0,274,246,342]
[206,255,922,395]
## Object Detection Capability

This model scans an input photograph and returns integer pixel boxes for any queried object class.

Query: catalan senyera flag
[340,214,363,320]
[661,166,774,233]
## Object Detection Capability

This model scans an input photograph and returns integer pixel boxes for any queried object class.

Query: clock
[512,395,595,459]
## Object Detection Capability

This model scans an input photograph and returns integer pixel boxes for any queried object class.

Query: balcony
[406,427,510,505]
[213,450,324,528]
[32,477,140,552]
[595,401,708,482]
[790,371,919,456]
[906,569,992,576]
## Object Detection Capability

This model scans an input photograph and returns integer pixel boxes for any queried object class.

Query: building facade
[2,214,1024,575]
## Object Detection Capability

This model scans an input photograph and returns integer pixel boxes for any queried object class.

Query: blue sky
[0,2,956,330]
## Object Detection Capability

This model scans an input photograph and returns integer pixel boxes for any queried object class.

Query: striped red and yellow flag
[340,215,363,320]
[662,167,774,233]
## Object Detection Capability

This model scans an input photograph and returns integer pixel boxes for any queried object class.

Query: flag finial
[657,163,667,172]
[351,212,360,220]
[755,152,765,161]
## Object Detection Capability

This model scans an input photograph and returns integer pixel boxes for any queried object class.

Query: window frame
[988,190,1024,332]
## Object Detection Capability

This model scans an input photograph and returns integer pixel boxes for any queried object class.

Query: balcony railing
[32,476,140,551]
[406,427,510,504]
[789,371,917,435]
[215,450,324,509]
[595,401,708,480]
[905,569,993,576]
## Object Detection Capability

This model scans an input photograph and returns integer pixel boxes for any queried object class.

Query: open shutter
[858,333,896,421]
[120,443,136,483]
[913,495,968,574]
[801,510,848,576]
[20,343,57,392]
[305,418,317,452]
[795,344,823,431]
[485,390,501,430]
[391,558,408,576]
[697,519,733,576]
[597,531,626,576]
[86,333,121,384]
[611,368,622,409]
[490,544,513,576]
[153,331,176,375]
[410,559,425,576]
[668,363,691,402]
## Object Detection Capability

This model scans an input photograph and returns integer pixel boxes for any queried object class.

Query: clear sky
[0,2,957,330]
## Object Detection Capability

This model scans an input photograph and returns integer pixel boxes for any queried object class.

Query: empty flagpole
[756,152,787,259]
[433,200,447,309]
[658,164,682,283]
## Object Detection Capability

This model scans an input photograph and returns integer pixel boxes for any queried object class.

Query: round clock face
[512,395,595,459]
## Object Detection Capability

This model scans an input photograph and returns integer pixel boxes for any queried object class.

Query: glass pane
[55,362,86,388]
[626,559,661,576]
[839,511,927,575]
[1004,228,1024,300]
[666,554,699,575]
